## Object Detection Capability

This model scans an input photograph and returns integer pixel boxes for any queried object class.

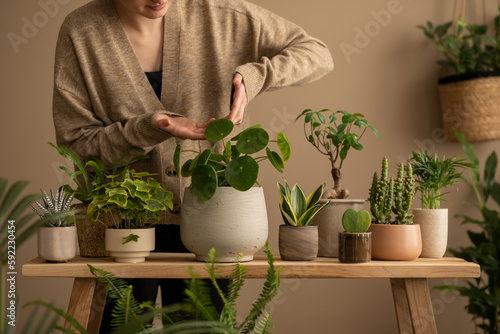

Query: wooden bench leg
[64,278,107,333]
[391,278,438,334]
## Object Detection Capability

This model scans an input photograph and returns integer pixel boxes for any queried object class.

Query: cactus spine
[392,163,415,225]
[369,157,394,224]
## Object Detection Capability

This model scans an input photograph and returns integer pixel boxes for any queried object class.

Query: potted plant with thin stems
[174,119,291,262]
[295,108,379,257]
[408,149,474,257]
[277,181,329,261]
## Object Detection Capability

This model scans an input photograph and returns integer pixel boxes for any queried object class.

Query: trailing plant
[409,149,474,209]
[173,119,291,202]
[392,163,415,225]
[368,157,394,224]
[277,181,330,226]
[295,109,379,199]
[417,4,500,75]
[29,187,75,227]
[342,208,371,233]
[436,130,500,334]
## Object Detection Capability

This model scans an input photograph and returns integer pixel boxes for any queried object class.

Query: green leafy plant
[342,208,371,233]
[436,130,500,334]
[417,6,500,75]
[173,119,291,202]
[369,157,415,225]
[277,180,330,226]
[295,109,379,199]
[409,150,474,209]
[29,187,75,227]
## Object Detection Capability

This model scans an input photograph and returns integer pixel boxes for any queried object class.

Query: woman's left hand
[226,73,248,125]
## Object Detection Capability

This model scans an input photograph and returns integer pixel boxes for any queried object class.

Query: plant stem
[331,168,342,194]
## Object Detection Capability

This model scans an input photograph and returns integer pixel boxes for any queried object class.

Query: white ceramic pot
[37,226,77,263]
[313,199,366,257]
[105,228,155,263]
[181,187,268,262]
[413,208,448,258]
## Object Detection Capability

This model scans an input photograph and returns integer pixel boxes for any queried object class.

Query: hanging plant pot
[368,224,422,261]
[105,227,155,263]
[413,208,448,258]
[181,187,268,262]
[279,225,318,261]
[438,71,500,142]
[37,226,77,263]
[338,232,371,263]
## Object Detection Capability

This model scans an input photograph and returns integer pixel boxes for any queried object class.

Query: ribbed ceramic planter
[75,203,114,257]
[105,228,155,263]
[338,232,371,263]
[181,187,268,262]
[37,226,77,263]
[368,224,422,261]
[413,208,448,258]
[313,199,365,257]
[279,225,318,261]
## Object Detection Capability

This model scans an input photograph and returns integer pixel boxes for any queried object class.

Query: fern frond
[253,312,273,334]
[88,265,129,301]
[184,268,219,322]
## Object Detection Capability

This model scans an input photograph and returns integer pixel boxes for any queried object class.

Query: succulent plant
[342,208,371,233]
[368,157,394,224]
[30,187,75,227]
[392,163,415,225]
[277,181,329,226]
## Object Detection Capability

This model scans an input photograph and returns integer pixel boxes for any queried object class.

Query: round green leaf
[277,132,291,163]
[181,159,194,177]
[205,119,234,143]
[266,148,284,173]
[235,128,269,154]
[225,156,259,191]
[191,164,218,202]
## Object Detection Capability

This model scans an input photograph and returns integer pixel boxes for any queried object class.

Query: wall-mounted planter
[279,225,318,261]
[338,232,371,263]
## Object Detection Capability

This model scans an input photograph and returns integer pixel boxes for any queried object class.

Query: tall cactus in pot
[392,163,415,225]
[369,157,394,224]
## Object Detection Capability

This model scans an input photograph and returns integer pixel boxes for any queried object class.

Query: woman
[53,0,333,331]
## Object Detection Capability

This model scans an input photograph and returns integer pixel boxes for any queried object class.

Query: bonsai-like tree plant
[295,109,379,199]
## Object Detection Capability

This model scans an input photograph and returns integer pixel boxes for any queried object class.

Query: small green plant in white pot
[30,188,77,263]
[174,119,291,262]
[295,108,379,257]
[339,208,372,263]
[87,168,173,263]
[409,149,474,258]
[277,181,329,261]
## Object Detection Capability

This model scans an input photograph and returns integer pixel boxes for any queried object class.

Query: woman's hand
[152,114,214,140]
[226,73,248,125]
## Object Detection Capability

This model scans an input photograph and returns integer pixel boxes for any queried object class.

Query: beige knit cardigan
[53,0,333,224]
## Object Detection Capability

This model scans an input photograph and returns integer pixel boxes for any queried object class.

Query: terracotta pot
[413,208,448,258]
[338,232,371,263]
[313,199,365,257]
[279,225,318,261]
[105,228,155,263]
[75,203,114,257]
[37,226,77,263]
[368,224,422,261]
[181,187,268,262]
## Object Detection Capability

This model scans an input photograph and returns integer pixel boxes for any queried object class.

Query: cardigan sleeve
[234,3,334,102]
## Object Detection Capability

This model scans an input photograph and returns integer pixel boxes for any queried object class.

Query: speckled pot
[37,226,76,263]
[181,187,268,263]
[279,225,318,261]
[413,209,448,258]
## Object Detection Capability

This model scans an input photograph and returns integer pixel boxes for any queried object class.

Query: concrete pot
[413,208,448,258]
[368,224,422,261]
[181,187,268,262]
[37,226,77,263]
[313,199,366,257]
[75,203,114,257]
[338,232,371,263]
[279,225,318,261]
[105,228,155,263]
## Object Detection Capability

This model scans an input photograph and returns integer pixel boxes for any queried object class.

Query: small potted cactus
[277,181,329,261]
[30,188,77,262]
[367,157,422,261]
[339,209,372,263]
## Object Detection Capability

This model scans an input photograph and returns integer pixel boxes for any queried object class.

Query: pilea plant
[174,119,291,202]
[296,109,379,199]
[342,208,371,233]
[369,157,415,225]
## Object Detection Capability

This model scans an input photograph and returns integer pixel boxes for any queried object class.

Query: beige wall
[2,0,499,333]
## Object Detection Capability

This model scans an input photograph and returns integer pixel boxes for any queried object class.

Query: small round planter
[279,225,318,261]
[338,232,371,263]
[181,187,268,262]
[37,226,77,263]
[313,199,365,258]
[413,208,448,258]
[105,227,155,263]
[368,224,422,261]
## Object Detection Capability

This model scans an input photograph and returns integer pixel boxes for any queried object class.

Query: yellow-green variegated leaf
[279,203,297,226]
[290,183,307,219]
[305,183,325,209]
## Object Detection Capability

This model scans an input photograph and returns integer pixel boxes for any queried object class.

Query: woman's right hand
[152,114,214,140]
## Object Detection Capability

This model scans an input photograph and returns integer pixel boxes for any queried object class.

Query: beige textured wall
[2,0,499,333]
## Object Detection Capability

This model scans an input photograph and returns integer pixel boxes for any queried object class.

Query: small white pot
[313,199,366,257]
[413,208,448,258]
[105,228,155,263]
[181,187,268,262]
[37,226,77,263]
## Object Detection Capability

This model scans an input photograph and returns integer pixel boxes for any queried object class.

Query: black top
[145,71,162,100]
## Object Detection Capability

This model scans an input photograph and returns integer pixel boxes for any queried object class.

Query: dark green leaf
[204,119,234,143]
[483,152,497,201]
[230,124,261,141]
[236,128,269,154]
[266,148,284,173]
[173,143,181,178]
[122,233,139,244]
[225,156,259,191]
[191,164,218,202]
[339,145,349,160]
